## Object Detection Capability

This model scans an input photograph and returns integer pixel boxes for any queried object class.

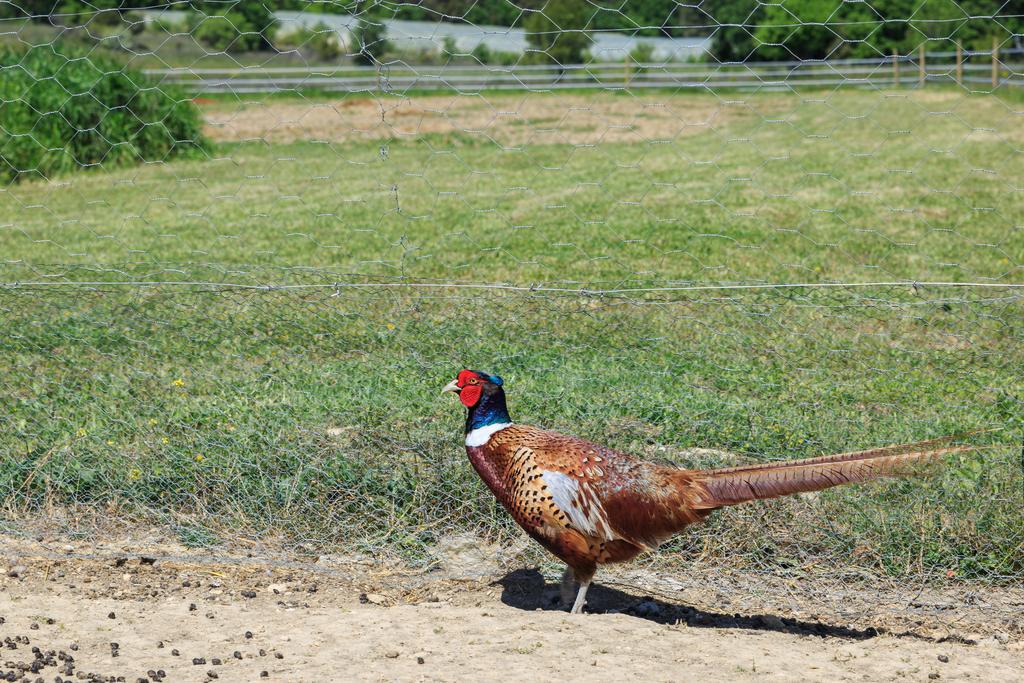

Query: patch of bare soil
[202,94,776,147]
[1,535,1021,682]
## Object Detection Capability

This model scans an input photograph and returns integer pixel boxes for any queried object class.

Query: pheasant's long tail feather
[689,437,977,510]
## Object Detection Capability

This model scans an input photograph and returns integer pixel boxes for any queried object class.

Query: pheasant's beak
[441,379,461,395]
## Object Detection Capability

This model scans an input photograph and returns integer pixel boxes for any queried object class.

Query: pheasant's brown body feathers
[467,424,709,578]
[468,424,972,581]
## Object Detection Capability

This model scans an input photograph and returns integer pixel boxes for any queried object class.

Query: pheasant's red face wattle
[456,369,482,407]
[443,369,508,413]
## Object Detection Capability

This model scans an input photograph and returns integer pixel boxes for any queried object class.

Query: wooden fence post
[991,37,999,90]
[956,41,962,87]
[918,44,926,88]
[893,49,900,87]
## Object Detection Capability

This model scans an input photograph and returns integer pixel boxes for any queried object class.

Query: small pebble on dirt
[929,674,940,680]
[363,593,387,605]
[244,631,253,639]
[189,604,197,612]
[241,590,257,598]
[233,651,242,660]
[417,656,425,665]
[384,650,399,659]
[211,658,221,665]
[192,657,206,665]
[938,654,949,663]
[171,649,180,657]
[107,612,116,619]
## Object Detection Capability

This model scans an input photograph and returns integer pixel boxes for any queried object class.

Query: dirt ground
[2,535,1022,683]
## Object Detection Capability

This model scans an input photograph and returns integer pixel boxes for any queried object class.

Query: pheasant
[442,369,977,614]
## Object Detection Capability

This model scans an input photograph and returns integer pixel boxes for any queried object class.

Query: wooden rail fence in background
[146,49,1023,95]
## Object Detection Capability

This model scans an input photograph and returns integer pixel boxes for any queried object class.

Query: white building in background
[145,9,711,62]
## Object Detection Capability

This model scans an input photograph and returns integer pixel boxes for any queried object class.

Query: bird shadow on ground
[493,568,880,640]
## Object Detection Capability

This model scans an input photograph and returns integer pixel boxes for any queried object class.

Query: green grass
[1,88,1022,580]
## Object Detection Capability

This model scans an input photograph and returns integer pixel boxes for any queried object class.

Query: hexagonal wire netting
[0,2,1022,589]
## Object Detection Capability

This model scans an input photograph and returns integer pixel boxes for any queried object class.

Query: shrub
[629,42,655,65]
[190,3,277,53]
[352,15,389,65]
[524,0,593,68]
[122,11,146,36]
[277,23,343,62]
[441,35,458,58]
[470,42,490,64]
[469,43,520,66]
[0,44,209,183]
[628,41,656,77]
[192,12,252,52]
[152,15,188,35]
[387,46,441,66]
[492,50,520,66]
[301,22,342,62]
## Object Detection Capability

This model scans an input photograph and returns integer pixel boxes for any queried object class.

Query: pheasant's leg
[559,566,576,608]
[570,580,590,615]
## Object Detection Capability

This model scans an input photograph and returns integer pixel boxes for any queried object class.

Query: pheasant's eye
[467,377,478,385]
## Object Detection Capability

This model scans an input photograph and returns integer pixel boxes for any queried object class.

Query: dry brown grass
[202,93,790,146]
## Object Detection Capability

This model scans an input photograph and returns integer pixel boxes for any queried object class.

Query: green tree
[708,0,1024,62]
[524,0,594,67]
[191,1,277,52]
[752,0,842,61]
[706,0,761,62]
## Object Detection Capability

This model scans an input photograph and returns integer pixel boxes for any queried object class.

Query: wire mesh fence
[1,2,1022,588]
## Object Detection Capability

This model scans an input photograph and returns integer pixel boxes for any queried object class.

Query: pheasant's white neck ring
[465,422,513,447]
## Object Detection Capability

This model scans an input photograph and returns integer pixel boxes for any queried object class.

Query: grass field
[1,88,1022,581]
